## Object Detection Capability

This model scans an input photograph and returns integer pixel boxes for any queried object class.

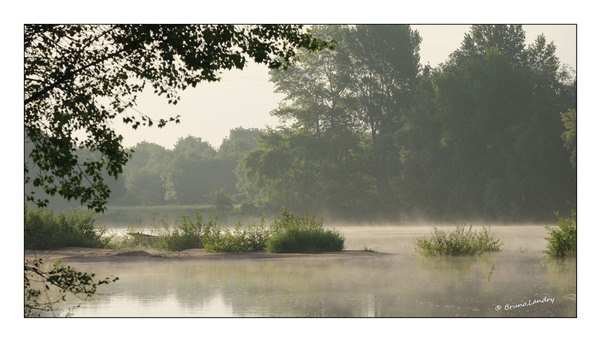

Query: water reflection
[65,225,575,317]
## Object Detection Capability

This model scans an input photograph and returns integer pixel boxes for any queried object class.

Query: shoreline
[25,247,391,263]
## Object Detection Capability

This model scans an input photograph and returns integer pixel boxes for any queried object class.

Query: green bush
[25,206,110,249]
[543,211,576,257]
[265,210,345,253]
[414,225,502,256]
[108,209,345,254]
[209,189,234,213]
[154,211,215,251]
[203,218,270,253]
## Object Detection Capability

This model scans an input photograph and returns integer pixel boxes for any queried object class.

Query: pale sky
[114,25,576,150]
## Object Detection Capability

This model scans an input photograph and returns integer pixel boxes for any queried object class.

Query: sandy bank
[25,247,391,263]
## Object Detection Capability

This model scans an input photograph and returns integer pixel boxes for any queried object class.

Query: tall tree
[166,136,217,204]
[346,25,421,143]
[243,25,421,218]
[218,127,262,201]
[445,25,527,70]
[391,65,446,218]
[25,24,332,212]
[122,142,170,205]
[342,25,422,214]
[432,25,576,219]
[270,25,357,137]
[561,108,577,171]
[217,127,261,160]
[240,24,575,221]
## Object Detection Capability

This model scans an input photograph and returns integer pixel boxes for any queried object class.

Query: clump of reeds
[109,208,345,254]
[414,225,502,256]
[265,210,344,253]
[203,218,270,253]
[25,205,110,249]
[543,211,576,257]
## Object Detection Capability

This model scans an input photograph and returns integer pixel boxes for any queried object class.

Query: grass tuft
[414,225,502,256]
[543,211,576,257]
[25,205,110,249]
[203,218,270,253]
[153,211,213,251]
[39,206,345,254]
[265,210,344,253]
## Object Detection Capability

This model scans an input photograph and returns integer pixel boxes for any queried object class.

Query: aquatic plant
[543,211,576,257]
[203,218,270,253]
[486,264,495,282]
[112,209,344,254]
[265,210,344,253]
[363,245,377,253]
[414,225,502,256]
[25,205,110,249]
[153,211,216,251]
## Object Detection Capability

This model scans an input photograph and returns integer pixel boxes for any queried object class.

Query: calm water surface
[65,225,576,317]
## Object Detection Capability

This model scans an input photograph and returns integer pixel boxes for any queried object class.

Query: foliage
[25,205,110,250]
[438,29,572,217]
[240,24,575,222]
[26,127,264,210]
[414,225,502,256]
[209,188,234,213]
[544,211,577,257]
[89,128,262,207]
[218,127,261,160]
[115,209,344,254]
[445,25,527,69]
[29,24,576,224]
[153,211,215,251]
[432,34,575,219]
[243,25,420,218]
[25,258,118,317]
[265,210,345,253]
[203,219,270,253]
[165,136,218,204]
[122,142,171,205]
[25,24,333,212]
[561,109,577,170]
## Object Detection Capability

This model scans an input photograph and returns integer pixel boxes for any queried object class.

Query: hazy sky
[113,25,576,150]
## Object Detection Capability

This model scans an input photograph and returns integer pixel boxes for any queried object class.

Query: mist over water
[61,225,575,317]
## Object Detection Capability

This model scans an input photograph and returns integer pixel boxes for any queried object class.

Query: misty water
[64,225,575,317]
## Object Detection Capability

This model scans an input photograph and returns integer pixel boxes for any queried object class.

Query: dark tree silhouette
[25,24,333,212]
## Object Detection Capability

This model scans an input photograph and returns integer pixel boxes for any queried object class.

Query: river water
[63,225,576,317]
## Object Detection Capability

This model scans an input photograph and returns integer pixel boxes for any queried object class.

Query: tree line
[26,25,576,222]
[239,25,576,222]
[26,127,262,209]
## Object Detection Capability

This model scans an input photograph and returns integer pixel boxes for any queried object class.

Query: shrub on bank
[543,211,576,257]
[25,206,110,249]
[203,219,270,253]
[154,211,215,251]
[414,225,502,256]
[265,210,345,253]
[108,208,345,254]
